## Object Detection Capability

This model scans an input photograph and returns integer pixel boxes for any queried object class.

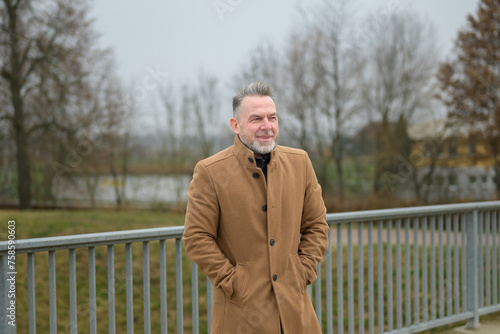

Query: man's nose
[261,118,272,130]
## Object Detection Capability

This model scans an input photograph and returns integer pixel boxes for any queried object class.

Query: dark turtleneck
[255,153,271,181]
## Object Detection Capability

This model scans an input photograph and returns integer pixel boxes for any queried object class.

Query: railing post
[207,277,213,333]
[465,210,480,329]
[176,238,183,334]
[48,251,57,334]
[69,249,77,334]
[125,243,134,334]
[326,228,333,334]
[27,253,36,334]
[315,261,322,330]
[336,223,343,334]
[159,241,168,334]
[108,245,116,334]
[191,262,199,334]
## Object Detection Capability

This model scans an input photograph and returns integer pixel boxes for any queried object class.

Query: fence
[1,201,499,333]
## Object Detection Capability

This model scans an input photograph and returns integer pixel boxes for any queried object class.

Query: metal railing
[1,201,499,333]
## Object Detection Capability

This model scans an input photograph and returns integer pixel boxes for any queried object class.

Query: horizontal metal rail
[325,200,500,223]
[1,201,499,333]
[1,226,185,254]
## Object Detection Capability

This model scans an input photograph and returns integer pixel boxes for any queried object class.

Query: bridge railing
[1,201,499,333]
[319,201,500,334]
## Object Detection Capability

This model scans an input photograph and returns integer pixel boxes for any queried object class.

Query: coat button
[270,239,275,246]
[273,274,278,281]
[262,205,267,212]
[252,172,259,178]
[248,157,254,163]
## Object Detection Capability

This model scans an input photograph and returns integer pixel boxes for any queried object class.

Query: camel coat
[183,136,329,334]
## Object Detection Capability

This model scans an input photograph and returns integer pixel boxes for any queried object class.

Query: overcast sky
[91,0,478,82]
[90,0,479,128]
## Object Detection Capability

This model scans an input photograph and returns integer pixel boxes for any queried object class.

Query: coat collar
[231,135,278,168]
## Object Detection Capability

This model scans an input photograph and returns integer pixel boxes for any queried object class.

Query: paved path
[441,316,500,334]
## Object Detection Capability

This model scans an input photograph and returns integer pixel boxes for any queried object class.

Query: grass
[0,208,185,239]
[1,209,499,333]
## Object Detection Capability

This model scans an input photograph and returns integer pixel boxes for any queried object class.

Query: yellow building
[406,119,497,201]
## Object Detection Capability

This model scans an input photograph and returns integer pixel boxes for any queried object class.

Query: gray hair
[232,81,273,119]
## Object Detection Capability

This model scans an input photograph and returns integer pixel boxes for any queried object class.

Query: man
[183,81,329,334]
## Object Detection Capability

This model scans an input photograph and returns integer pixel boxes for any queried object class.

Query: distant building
[404,119,497,202]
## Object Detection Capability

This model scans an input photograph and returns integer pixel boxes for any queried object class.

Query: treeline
[1,0,499,210]
[232,1,440,205]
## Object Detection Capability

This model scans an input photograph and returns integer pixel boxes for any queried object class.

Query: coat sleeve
[182,162,237,296]
[298,153,330,285]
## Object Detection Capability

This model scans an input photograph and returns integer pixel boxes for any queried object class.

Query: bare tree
[361,9,440,195]
[252,0,364,203]
[158,81,187,170]
[52,54,130,209]
[306,0,365,202]
[101,78,132,210]
[157,78,203,210]
[158,82,187,209]
[232,41,282,93]
[190,70,221,158]
[229,1,366,204]
[404,120,448,203]
[0,0,115,209]
[0,119,14,202]
[280,29,324,153]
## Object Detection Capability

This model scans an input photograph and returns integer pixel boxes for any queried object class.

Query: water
[53,174,191,206]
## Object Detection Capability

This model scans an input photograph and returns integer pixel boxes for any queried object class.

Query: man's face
[230,95,279,155]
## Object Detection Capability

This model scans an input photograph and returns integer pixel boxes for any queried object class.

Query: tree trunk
[332,118,344,203]
[5,0,32,210]
[334,151,344,203]
[373,116,391,194]
[494,164,500,199]
[13,114,32,209]
[12,82,32,210]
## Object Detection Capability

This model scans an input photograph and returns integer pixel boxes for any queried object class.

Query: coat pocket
[230,261,249,304]
[291,254,307,294]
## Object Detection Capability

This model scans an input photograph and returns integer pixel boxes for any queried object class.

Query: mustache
[256,131,274,136]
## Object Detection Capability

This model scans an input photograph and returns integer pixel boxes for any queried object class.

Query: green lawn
[0,209,185,239]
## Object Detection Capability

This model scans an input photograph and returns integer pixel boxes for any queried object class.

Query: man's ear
[230,117,240,135]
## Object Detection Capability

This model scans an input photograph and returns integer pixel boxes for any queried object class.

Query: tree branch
[0,114,13,123]
[26,119,73,137]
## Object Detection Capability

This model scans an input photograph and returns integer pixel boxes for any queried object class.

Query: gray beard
[240,136,277,155]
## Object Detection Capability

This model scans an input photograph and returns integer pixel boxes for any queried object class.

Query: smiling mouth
[256,132,274,140]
